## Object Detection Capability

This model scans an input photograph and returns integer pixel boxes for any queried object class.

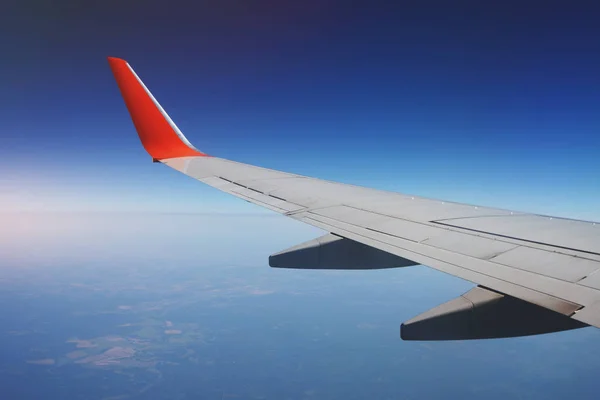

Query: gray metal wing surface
[108,56,600,340]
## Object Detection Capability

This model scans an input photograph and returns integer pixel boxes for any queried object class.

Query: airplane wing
[108,57,600,340]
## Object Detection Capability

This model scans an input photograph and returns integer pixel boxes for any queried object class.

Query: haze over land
[1,214,600,399]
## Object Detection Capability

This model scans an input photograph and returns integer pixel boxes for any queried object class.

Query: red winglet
[108,57,208,160]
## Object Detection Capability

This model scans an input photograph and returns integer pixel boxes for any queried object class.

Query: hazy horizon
[2,213,600,399]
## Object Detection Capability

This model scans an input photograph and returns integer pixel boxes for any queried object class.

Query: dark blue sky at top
[2,1,600,217]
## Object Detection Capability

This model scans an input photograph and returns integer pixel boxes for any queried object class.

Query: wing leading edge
[108,57,600,340]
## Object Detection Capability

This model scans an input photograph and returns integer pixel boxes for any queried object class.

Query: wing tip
[107,56,129,70]
[108,56,209,160]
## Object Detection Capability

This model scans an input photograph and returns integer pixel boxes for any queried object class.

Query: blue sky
[2,1,600,219]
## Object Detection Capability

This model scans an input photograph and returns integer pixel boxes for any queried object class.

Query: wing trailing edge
[107,57,208,161]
